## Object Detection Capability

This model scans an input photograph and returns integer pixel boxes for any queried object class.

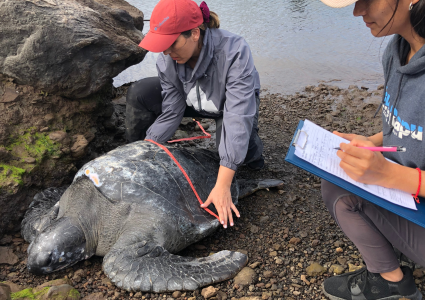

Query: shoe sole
[321,283,423,300]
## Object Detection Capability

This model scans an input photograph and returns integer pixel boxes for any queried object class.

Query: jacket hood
[390,35,425,75]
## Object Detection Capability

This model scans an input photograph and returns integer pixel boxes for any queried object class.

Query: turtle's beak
[27,217,89,274]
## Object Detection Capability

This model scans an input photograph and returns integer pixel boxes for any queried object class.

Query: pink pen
[334,146,406,152]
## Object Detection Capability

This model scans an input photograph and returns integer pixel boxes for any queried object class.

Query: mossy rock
[11,284,80,300]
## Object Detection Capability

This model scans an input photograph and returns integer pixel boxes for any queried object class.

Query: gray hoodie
[381,35,425,169]
[145,28,261,171]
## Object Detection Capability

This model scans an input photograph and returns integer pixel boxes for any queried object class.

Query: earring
[409,1,413,10]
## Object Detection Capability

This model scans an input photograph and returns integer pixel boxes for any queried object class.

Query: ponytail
[205,11,220,29]
[411,0,425,38]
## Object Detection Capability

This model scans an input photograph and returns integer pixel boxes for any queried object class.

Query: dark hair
[378,0,425,38]
[411,0,425,38]
[180,11,220,38]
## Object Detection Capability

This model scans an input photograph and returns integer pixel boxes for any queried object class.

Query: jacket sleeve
[218,40,257,171]
[145,56,186,143]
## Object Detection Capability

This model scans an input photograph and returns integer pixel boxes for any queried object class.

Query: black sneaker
[247,155,265,171]
[322,266,422,300]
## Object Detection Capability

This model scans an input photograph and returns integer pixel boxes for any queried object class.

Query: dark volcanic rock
[0,0,146,99]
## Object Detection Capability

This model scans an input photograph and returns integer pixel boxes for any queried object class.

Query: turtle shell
[74,141,239,226]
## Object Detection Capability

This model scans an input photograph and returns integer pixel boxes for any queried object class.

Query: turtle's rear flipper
[21,187,67,243]
[238,179,284,199]
[103,241,247,292]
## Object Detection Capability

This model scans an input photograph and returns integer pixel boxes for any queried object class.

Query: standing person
[319,0,425,299]
[125,0,264,229]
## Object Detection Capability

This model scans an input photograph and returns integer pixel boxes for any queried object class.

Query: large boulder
[0,0,146,99]
[0,0,146,237]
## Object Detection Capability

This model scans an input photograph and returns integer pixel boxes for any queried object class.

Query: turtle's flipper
[103,241,248,292]
[21,187,67,243]
[238,179,284,199]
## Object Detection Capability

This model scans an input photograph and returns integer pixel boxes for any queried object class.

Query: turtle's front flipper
[103,241,247,293]
[238,179,284,199]
[21,187,67,243]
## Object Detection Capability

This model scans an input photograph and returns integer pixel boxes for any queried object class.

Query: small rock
[201,286,217,299]
[49,131,67,143]
[288,237,301,245]
[336,247,343,253]
[82,292,106,300]
[348,264,364,272]
[311,240,320,247]
[263,270,274,278]
[236,249,248,256]
[272,244,281,251]
[250,225,259,234]
[1,281,24,293]
[172,291,182,298]
[261,292,272,300]
[329,264,345,275]
[39,126,49,132]
[0,247,18,265]
[0,235,12,245]
[300,275,310,285]
[216,291,227,300]
[0,283,11,300]
[269,251,277,257]
[33,278,72,293]
[174,130,189,140]
[306,263,327,276]
[249,262,260,269]
[71,135,89,158]
[23,157,36,164]
[334,241,343,247]
[299,231,308,238]
[259,216,269,223]
[413,269,424,278]
[337,257,347,266]
[101,278,112,286]
[234,267,256,286]
[44,284,79,300]
[292,291,301,296]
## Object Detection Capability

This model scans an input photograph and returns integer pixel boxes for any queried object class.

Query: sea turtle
[22,141,282,292]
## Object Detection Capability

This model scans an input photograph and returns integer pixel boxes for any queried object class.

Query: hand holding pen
[333,132,394,186]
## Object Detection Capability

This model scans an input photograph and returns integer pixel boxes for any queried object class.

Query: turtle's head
[27,217,91,274]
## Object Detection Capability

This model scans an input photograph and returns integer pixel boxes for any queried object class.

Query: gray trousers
[321,180,425,273]
[125,77,263,165]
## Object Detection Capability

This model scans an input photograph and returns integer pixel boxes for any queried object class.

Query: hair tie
[200,1,210,23]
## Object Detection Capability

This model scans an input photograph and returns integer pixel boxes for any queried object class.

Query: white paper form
[294,119,417,210]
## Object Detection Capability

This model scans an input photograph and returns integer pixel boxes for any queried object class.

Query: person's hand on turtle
[201,184,239,228]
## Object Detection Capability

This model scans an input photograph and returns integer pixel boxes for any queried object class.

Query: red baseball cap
[139,0,204,53]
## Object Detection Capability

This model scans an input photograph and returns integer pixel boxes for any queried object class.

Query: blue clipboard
[285,120,425,229]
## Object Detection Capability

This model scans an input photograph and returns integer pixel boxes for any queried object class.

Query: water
[113,0,390,94]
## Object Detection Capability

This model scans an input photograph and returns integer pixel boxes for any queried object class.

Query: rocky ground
[1,84,424,300]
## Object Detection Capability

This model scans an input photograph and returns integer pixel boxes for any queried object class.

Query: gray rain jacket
[145,28,261,171]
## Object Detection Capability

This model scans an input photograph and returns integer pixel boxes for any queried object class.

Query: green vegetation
[0,164,25,186]
[6,128,61,163]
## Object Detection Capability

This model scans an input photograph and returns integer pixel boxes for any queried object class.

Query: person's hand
[333,131,370,143]
[337,139,393,186]
[201,184,240,228]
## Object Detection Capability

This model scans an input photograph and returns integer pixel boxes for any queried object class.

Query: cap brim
[139,31,180,53]
[320,0,357,8]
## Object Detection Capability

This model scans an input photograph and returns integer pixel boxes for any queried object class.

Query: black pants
[125,77,263,164]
